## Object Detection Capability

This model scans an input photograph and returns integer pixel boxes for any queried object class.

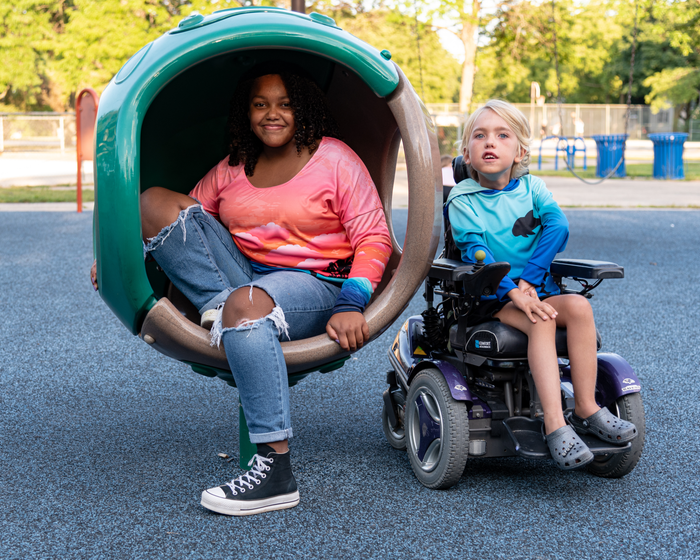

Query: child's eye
[499,133,509,138]
[475,133,484,139]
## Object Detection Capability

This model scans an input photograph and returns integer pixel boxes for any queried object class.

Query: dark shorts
[466,298,509,327]
[466,294,555,327]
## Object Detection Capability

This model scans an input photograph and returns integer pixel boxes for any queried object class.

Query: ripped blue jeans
[145,204,341,443]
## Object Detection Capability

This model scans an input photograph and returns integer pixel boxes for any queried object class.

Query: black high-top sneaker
[201,445,299,516]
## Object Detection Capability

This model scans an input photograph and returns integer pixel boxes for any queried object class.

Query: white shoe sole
[201,490,300,516]
[200,309,218,330]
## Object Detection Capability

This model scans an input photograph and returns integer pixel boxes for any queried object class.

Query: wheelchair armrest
[550,258,624,279]
[429,258,475,281]
[429,258,511,298]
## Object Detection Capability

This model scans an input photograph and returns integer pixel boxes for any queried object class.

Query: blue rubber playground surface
[1,208,699,559]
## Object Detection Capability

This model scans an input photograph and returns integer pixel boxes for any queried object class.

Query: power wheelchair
[382,157,645,489]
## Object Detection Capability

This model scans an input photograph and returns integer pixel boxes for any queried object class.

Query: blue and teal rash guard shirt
[445,174,569,301]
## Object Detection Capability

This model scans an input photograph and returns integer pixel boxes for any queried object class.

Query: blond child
[445,100,637,469]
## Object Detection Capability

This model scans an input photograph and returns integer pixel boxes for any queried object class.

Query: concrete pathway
[0,202,94,212]
[537,176,700,208]
[0,151,93,188]
[391,170,700,209]
[2,150,699,210]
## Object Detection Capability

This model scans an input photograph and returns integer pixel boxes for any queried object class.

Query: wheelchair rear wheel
[587,392,645,478]
[406,368,469,489]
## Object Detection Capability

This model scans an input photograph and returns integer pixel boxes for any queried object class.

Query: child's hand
[326,312,369,352]
[518,279,539,299]
[90,259,98,291]
[509,289,557,324]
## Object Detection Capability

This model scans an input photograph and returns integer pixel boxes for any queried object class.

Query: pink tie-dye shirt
[189,137,392,289]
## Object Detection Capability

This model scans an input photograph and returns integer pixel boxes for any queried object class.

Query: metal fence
[0,112,76,153]
[428,103,677,156]
[0,105,683,157]
[690,119,700,142]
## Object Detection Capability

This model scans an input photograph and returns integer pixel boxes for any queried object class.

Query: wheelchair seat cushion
[449,320,601,360]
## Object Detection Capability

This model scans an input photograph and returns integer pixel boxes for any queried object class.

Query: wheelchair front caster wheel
[406,368,469,489]
[382,389,407,450]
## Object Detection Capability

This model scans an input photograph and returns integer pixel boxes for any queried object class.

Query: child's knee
[223,287,275,328]
[529,316,557,336]
[566,294,594,321]
[140,187,197,235]
[141,187,176,216]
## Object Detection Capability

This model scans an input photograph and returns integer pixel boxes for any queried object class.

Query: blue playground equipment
[538,136,587,171]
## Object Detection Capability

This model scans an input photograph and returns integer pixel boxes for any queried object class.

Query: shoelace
[224,454,273,495]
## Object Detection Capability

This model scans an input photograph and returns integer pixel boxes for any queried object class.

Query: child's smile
[464,109,525,190]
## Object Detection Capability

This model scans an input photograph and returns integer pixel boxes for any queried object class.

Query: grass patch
[534,162,700,180]
[535,167,598,179]
[0,186,94,203]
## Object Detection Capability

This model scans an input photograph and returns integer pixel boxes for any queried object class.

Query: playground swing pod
[93,7,442,463]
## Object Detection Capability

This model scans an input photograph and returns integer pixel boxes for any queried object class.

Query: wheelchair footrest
[503,417,550,459]
[580,435,632,456]
[503,417,632,459]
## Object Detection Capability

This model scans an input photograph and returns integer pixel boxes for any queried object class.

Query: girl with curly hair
[125,64,392,516]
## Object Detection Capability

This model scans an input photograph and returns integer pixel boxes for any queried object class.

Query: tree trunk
[459,0,480,113]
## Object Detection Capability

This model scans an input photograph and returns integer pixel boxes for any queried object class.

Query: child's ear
[463,148,471,165]
[513,145,526,164]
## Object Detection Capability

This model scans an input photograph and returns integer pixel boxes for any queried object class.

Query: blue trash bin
[648,133,688,179]
[591,134,628,178]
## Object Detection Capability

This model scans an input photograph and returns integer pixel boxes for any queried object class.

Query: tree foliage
[641,0,699,126]
[420,0,480,111]
[315,1,461,103]
[470,0,699,128]
[0,0,62,109]
[0,0,698,121]
[0,0,238,111]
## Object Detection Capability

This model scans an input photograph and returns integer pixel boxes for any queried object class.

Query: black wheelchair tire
[382,390,407,451]
[405,368,469,489]
[587,392,645,478]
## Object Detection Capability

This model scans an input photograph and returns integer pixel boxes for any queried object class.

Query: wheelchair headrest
[451,155,470,184]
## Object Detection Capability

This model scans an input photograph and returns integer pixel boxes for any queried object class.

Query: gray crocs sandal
[569,407,638,444]
[544,425,594,470]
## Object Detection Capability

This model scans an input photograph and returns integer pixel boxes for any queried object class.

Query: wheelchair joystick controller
[473,250,486,270]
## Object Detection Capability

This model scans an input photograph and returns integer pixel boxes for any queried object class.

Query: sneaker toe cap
[204,486,227,499]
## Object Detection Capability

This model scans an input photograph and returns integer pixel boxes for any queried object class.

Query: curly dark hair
[227,65,341,176]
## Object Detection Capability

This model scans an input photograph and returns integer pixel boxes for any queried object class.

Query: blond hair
[460,99,531,182]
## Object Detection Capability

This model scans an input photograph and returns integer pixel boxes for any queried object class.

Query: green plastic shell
[94,8,399,334]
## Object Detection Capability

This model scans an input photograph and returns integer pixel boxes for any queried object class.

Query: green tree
[478,0,632,104]
[472,0,699,129]
[0,0,64,110]
[0,0,239,111]
[314,1,461,103]
[641,0,699,130]
[425,0,480,111]
[1,0,458,110]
